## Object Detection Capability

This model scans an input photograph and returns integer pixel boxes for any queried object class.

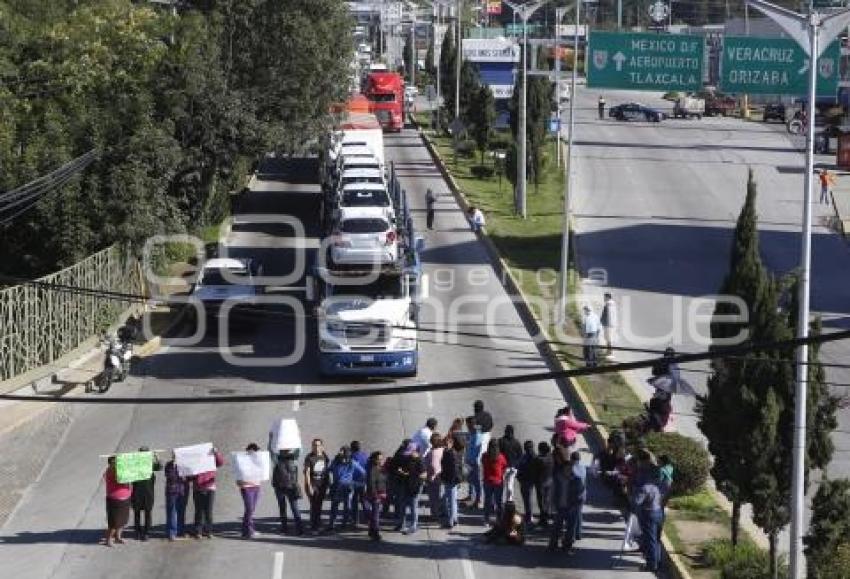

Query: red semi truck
[365,72,404,132]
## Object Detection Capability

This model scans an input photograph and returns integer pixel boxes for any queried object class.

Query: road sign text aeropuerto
[587,31,704,92]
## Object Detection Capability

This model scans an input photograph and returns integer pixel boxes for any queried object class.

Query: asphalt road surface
[570,87,850,540]
[0,129,652,578]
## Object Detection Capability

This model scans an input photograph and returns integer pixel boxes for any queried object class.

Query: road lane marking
[272,551,284,579]
[293,384,302,412]
[426,390,433,409]
[460,548,476,579]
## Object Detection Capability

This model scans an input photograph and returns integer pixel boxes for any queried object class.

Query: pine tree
[805,478,850,578]
[697,169,774,547]
[439,22,456,118]
[526,76,552,190]
[468,85,496,163]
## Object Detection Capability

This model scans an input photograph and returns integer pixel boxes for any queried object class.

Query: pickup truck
[672,96,704,119]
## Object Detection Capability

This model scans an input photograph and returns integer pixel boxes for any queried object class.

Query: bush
[470,165,494,179]
[817,542,850,579]
[489,132,513,150]
[455,139,476,158]
[702,539,784,579]
[644,431,710,497]
[663,91,681,102]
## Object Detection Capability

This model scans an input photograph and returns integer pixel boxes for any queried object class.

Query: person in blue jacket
[349,440,369,527]
[462,416,484,509]
[323,446,365,533]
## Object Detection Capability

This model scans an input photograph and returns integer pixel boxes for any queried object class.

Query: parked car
[609,102,666,122]
[189,257,263,330]
[763,102,786,123]
[330,206,399,266]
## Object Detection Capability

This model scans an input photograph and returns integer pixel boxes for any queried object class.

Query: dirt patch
[669,516,727,578]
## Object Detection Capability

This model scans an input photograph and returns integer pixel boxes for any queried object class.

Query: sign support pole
[744,3,850,577]
[558,0,580,323]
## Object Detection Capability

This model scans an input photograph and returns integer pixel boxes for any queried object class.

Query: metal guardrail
[0,245,142,381]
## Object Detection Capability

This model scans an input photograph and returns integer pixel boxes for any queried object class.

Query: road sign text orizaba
[587,31,704,91]
[720,36,839,96]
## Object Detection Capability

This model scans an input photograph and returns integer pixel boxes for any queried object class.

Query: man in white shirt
[581,305,601,368]
[412,418,438,458]
[600,292,617,359]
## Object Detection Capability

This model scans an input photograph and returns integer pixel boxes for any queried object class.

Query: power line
[4,325,850,405]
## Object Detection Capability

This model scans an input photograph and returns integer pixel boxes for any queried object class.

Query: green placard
[116,451,153,483]
[587,31,704,92]
[721,36,839,96]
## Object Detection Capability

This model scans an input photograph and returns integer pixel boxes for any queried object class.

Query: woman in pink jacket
[553,405,589,449]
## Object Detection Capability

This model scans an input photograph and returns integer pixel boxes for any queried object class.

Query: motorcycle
[94,336,123,393]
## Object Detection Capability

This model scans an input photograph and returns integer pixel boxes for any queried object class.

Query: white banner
[232,450,271,483]
[462,38,520,63]
[489,84,514,99]
[174,442,216,477]
[269,418,302,452]
[555,24,587,38]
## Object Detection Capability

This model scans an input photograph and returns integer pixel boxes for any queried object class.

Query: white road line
[460,548,476,579]
[426,390,433,409]
[272,551,284,579]
[293,384,302,412]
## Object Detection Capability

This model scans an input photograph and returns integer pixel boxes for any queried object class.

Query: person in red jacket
[103,456,132,547]
[553,405,590,449]
[481,440,508,526]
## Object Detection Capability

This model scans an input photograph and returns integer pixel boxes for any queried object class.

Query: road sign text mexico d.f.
[720,36,839,96]
[587,31,704,92]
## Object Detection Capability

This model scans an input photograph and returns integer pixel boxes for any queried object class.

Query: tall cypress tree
[439,22,456,118]
[697,169,771,546]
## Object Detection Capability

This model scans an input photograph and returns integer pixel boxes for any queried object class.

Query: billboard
[462,38,520,63]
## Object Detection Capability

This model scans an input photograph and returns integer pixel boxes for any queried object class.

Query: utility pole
[555,7,564,168]
[410,21,416,87]
[455,0,462,125]
[745,2,850,578]
[558,0,580,321]
[617,0,622,29]
[504,0,550,218]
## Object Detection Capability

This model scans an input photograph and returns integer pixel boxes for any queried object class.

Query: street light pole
[555,8,564,168]
[558,0,580,321]
[504,0,549,218]
[744,3,850,577]
[456,0,461,125]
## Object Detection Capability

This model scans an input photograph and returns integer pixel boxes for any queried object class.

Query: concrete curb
[417,124,691,579]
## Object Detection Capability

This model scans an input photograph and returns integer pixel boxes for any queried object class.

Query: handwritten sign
[115,451,153,483]
[232,450,271,482]
[174,442,216,477]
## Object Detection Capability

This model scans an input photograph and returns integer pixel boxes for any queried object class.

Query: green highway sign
[721,36,840,96]
[587,32,704,92]
[505,23,542,37]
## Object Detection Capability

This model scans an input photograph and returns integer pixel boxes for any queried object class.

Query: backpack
[273,459,299,493]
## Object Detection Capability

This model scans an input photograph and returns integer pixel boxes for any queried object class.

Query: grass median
[418,117,772,578]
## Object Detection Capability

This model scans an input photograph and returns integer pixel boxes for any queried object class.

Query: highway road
[0,127,651,578]
[569,88,850,532]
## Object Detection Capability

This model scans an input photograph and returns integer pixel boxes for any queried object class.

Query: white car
[337,168,385,191]
[339,154,383,177]
[330,206,398,266]
[336,182,394,222]
[190,257,263,326]
[404,85,419,104]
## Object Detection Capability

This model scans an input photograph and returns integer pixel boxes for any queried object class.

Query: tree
[526,76,551,190]
[468,85,496,163]
[458,60,481,125]
[403,30,414,83]
[439,21,456,118]
[805,478,850,578]
[697,170,777,548]
[425,28,435,80]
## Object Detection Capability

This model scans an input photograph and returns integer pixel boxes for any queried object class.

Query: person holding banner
[272,449,304,535]
[164,454,190,541]
[191,447,224,538]
[236,443,265,539]
[131,446,162,541]
[103,456,132,547]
